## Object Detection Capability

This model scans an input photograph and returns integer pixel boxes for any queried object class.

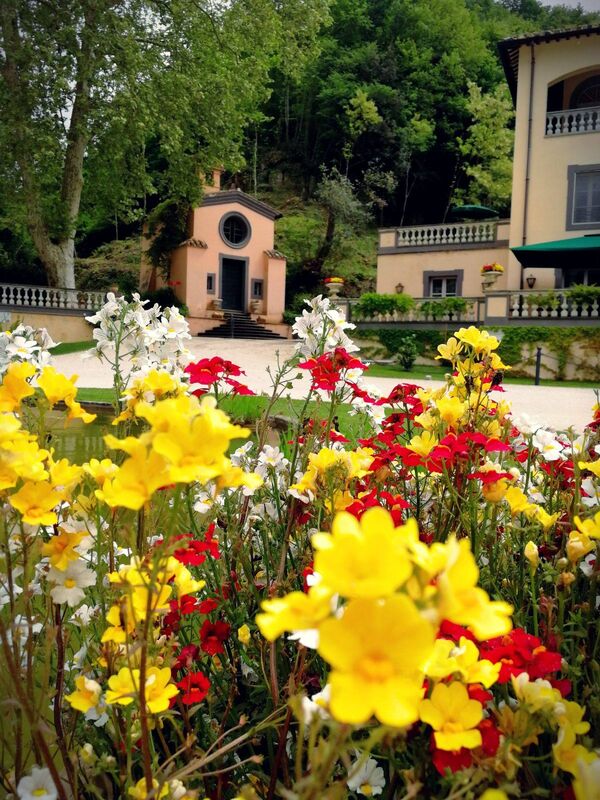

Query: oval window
[220,213,251,247]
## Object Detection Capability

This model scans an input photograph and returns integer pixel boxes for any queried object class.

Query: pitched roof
[201,189,283,220]
[178,238,208,248]
[498,24,600,103]
[264,249,286,260]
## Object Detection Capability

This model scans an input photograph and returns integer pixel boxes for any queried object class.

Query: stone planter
[325,282,343,298]
[481,271,501,292]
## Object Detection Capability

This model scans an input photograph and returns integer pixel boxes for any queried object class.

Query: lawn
[366,362,600,388]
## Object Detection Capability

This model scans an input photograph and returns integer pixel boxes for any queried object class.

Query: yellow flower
[37,366,78,405]
[96,450,172,510]
[482,478,510,503]
[553,724,596,776]
[573,756,600,800]
[317,595,435,727]
[566,530,595,563]
[105,665,178,713]
[511,673,561,713]
[479,791,508,800]
[505,486,534,516]
[101,603,135,644]
[290,447,372,498]
[406,431,438,458]
[419,681,483,751]
[256,585,333,641]
[435,396,466,427]
[455,326,500,355]
[524,541,539,570]
[9,480,61,525]
[144,666,179,713]
[128,778,168,799]
[436,337,463,363]
[237,624,251,646]
[437,537,513,640]
[0,362,36,411]
[106,666,139,706]
[578,460,600,478]
[65,675,102,712]
[424,637,500,688]
[527,505,559,531]
[49,457,84,494]
[168,557,205,598]
[83,458,118,487]
[572,512,600,540]
[65,395,97,424]
[311,508,413,599]
[42,528,87,570]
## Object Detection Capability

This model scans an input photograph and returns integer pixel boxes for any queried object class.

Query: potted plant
[481,262,504,291]
[324,276,345,297]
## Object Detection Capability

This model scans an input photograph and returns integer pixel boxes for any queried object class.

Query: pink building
[143,171,288,337]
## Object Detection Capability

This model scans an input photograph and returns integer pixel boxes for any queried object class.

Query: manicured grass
[77,387,115,403]
[50,340,94,355]
[366,362,599,389]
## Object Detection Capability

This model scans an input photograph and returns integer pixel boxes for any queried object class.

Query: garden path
[55,337,597,433]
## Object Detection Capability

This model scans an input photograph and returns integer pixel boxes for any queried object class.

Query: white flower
[5,336,39,360]
[85,698,109,727]
[581,477,600,508]
[579,553,596,578]
[16,766,58,800]
[169,779,190,800]
[69,603,98,627]
[347,754,386,796]
[532,429,564,461]
[47,560,96,607]
[301,684,331,724]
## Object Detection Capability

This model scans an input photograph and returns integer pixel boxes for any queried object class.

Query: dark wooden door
[221,257,246,311]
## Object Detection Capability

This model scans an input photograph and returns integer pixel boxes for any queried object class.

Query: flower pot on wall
[481,272,501,292]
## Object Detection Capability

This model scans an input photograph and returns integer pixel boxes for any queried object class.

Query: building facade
[377,24,600,301]
[142,171,287,335]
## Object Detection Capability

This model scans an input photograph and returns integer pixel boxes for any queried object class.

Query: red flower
[185,357,254,396]
[200,619,231,655]
[177,671,211,704]
[478,718,501,756]
[173,644,200,672]
[171,526,220,566]
[298,348,368,391]
[198,598,219,614]
[431,735,472,775]
[479,628,563,683]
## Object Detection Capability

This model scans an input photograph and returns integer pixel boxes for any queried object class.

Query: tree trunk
[0,2,91,289]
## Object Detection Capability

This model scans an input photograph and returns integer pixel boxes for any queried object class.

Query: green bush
[418,297,469,319]
[565,284,600,306]
[141,287,189,317]
[394,332,418,370]
[353,292,414,317]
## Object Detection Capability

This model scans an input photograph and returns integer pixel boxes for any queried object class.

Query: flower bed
[0,297,599,800]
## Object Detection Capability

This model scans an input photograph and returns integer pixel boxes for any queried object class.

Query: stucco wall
[376,243,512,297]
[3,311,92,342]
[509,36,600,285]
[160,200,286,322]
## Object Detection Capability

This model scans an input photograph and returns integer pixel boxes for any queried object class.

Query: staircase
[199,310,287,340]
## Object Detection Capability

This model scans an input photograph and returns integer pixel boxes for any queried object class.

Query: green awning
[512,235,600,268]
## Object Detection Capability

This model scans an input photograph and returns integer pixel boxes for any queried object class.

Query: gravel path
[55,337,598,433]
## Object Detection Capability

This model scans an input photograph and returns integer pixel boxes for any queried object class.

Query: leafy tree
[0,0,329,288]
[456,81,514,211]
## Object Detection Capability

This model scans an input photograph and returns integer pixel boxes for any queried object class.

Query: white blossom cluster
[292,295,358,357]
[0,323,55,374]
[85,292,191,378]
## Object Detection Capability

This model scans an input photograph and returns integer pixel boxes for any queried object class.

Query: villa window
[567,165,600,230]
[207,273,216,294]
[220,212,251,248]
[430,276,457,297]
[251,279,264,299]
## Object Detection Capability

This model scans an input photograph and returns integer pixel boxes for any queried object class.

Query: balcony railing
[0,283,105,313]
[508,290,599,320]
[545,105,600,136]
[335,298,484,325]
[391,221,498,249]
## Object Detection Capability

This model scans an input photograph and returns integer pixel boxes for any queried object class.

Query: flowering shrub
[481,263,504,275]
[0,296,599,800]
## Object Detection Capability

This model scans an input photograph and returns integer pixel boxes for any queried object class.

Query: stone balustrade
[545,105,600,136]
[508,290,600,320]
[390,221,498,248]
[0,284,105,313]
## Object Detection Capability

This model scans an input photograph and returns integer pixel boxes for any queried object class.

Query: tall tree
[0,0,329,288]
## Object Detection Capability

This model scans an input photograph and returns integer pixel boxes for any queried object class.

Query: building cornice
[201,190,283,220]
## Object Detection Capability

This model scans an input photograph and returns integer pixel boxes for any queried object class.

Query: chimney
[211,168,222,190]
